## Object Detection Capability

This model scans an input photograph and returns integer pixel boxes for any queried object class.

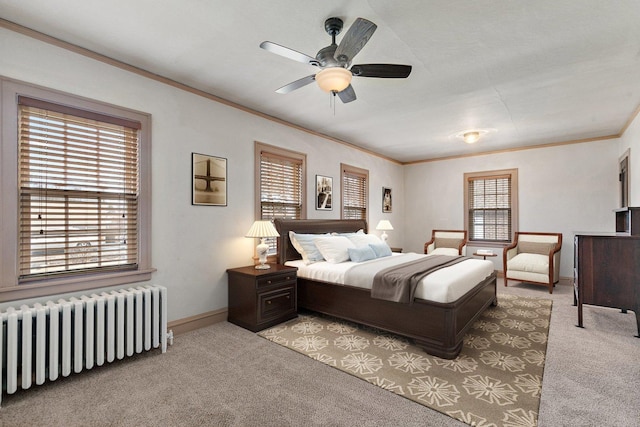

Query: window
[341,163,368,222]
[1,79,152,301]
[18,96,140,279]
[464,169,518,243]
[255,142,306,252]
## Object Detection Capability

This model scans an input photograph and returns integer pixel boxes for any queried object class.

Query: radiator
[0,285,169,406]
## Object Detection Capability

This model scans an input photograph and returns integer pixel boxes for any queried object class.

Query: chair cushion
[434,237,462,250]
[508,253,549,275]
[518,241,555,255]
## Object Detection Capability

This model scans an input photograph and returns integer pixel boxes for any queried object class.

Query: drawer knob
[267,280,272,284]
[266,300,272,304]
[286,276,291,280]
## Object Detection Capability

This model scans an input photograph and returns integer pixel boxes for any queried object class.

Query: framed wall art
[316,175,333,210]
[382,187,392,213]
[192,153,227,206]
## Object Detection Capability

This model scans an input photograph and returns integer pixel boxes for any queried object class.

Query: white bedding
[285,253,494,303]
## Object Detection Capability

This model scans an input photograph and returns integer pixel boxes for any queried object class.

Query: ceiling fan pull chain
[331,91,336,116]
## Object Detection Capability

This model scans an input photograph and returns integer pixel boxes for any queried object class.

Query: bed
[274,218,497,359]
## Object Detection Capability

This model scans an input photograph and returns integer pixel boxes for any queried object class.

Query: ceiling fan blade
[275,75,316,94]
[260,41,319,66]
[337,85,357,103]
[334,18,377,64]
[350,64,412,78]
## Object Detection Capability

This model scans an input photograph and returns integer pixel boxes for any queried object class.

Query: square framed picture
[382,187,392,213]
[316,175,333,210]
[192,153,227,206]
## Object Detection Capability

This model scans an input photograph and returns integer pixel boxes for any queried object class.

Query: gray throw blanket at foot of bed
[371,255,468,303]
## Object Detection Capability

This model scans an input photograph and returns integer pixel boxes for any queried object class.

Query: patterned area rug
[258,294,552,427]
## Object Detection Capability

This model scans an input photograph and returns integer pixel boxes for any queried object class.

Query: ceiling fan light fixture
[315,67,352,93]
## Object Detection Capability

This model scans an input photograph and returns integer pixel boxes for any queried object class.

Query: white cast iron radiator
[0,285,169,406]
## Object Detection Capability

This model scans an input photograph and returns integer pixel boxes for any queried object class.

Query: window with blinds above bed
[255,142,307,254]
[341,163,368,222]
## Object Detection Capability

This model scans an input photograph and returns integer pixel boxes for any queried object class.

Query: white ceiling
[2,0,640,163]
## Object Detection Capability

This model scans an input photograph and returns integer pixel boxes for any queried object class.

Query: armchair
[503,232,562,293]
[424,230,468,256]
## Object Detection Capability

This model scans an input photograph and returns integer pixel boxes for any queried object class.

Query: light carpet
[259,294,552,427]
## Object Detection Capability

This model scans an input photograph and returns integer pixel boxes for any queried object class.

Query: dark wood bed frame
[274,218,497,359]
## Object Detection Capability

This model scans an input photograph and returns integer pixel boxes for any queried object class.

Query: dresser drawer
[258,285,296,323]
[256,271,296,288]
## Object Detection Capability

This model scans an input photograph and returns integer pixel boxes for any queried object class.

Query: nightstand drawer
[256,271,296,288]
[259,285,296,322]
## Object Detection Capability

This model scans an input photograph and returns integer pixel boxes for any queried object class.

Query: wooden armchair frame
[503,231,562,293]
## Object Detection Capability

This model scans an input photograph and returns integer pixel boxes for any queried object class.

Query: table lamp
[245,220,280,269]
[376,220,394,242]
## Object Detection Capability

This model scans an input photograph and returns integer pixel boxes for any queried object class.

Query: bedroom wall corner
[402,140,619,279]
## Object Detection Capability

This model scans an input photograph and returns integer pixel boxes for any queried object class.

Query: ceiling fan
[260,17,412,103]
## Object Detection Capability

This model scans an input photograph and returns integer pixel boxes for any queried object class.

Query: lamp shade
[315,67,352,93]
[376,220,394,231]
[245,220,280,238]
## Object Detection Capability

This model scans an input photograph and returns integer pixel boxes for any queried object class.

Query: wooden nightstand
[227,264,297,332]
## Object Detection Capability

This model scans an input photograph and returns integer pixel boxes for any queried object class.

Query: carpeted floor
[259,294,551,427]
[0,281,638,426]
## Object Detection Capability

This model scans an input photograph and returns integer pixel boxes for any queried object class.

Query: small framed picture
[316,175,333,210]
[192,153,227,206]
[382,187,392,213]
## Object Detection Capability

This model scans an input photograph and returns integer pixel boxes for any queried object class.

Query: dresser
[574,232,640,337]
[227,264,297,332]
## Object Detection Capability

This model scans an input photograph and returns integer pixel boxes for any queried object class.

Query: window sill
[0,267,157,303]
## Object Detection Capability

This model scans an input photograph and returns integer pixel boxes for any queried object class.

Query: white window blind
[342,165,368,220]
[467,174,512,242]
[18,96,141,280]
[259,151,303,219]
[259,148,304,253]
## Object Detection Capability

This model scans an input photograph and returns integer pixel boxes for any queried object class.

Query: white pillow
[289,231,326,264]
[347,232,382,247]
[314,235,356,263]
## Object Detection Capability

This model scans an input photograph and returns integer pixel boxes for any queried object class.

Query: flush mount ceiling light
[454,129,496,144]
[463,131,480,144]
[315,67,352,93]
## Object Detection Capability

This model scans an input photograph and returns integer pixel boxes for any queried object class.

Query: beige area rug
[258,294,552,427]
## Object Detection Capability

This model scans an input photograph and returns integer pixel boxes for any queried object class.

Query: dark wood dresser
[227,264,297,332]
[574,232,640,337]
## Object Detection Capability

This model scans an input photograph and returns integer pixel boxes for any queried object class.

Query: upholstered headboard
[273,219,368,264]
